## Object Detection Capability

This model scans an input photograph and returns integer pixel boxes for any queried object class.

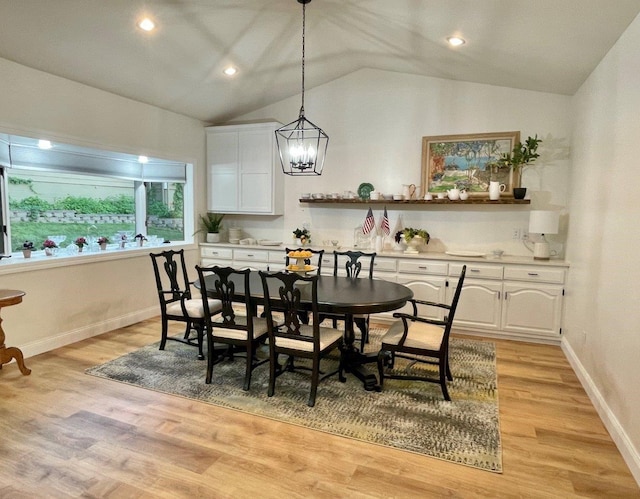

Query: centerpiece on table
[293,227,310,246]
[22,241,34,258]
[75,237,87,252]
[395,227,430,254]
[42,238,58,256]
[97,236,110,250]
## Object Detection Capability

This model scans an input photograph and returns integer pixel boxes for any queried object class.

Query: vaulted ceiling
[0,0,638,124]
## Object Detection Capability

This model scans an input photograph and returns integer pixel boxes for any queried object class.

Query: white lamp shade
[529,210,559,235]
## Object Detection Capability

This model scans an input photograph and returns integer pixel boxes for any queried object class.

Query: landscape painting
[421,131,520,197]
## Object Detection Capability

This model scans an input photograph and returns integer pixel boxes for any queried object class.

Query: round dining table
[196,272,413,390]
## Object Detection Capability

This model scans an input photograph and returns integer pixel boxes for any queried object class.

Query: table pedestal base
[341,349,381,391]
[0,289,31,376]
[0,345,31,375]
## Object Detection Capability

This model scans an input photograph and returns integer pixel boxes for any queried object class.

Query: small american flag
[362,207,375,235]
[380,207,390,236]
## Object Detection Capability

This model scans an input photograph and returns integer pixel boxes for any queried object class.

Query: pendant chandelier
[275,0,328,176]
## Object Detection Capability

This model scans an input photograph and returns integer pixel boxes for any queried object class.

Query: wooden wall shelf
[300,198,530,205]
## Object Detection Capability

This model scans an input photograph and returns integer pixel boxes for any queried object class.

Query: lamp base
[533,241,551,260]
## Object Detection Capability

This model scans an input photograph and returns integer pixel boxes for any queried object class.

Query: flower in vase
[75,236,87,248]
[97,236,110,245]
[42,239,58,249]
[23,241,34,250]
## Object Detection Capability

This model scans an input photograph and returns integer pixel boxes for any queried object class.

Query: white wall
[563,13,640,482]
[234,69,572,255]
[0,57,205,356]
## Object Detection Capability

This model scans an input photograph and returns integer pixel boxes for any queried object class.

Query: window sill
[0,241,197,276]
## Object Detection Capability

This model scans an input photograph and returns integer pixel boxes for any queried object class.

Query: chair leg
[159,318,169,350]
[308,357,320,407]
[377,350,388,387]
[196,325,204,360]
[268,352,277,397]
[445,355,453,381]
[243,343,253,391]
[338,349,346,383]
[205,331,214,384]
[440,358,451,401]
[355,317,368,352]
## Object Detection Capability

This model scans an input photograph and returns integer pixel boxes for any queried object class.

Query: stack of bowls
[228,227,242,244]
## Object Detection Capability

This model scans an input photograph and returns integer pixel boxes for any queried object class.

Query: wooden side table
[0,289,31,375]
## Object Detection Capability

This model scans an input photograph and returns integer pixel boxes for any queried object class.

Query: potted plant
[293,227,310,246]
[395,228,430,254]
[75,236,87,252]
[22,241,34,258]
[196,213,225,243]
[134,233,148,247]
[42,238,58,256]
[97,236,110,250]
[498,135,543,199]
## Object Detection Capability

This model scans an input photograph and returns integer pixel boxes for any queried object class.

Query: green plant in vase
[497,135,543,199]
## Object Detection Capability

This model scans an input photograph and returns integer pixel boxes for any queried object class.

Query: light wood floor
[1,319,638,498]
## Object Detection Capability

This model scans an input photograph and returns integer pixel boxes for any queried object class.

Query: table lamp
[528,210,559,259]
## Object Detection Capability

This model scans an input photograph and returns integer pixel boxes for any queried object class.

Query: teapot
[459,189,469,201]
[402,184,417,200]
[447,188,460,200]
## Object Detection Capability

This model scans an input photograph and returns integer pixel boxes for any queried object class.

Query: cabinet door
[502,282,563,338]
[396,275,447,320]
[207,131,239,212]
[238,129,273,213]
[450,278,502,331]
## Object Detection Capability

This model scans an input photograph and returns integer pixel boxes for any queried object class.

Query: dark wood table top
[196,273,413,316]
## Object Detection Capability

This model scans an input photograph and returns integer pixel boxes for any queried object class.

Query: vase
[99,243,107,251]
[404,236,425,254]
[44,248,55,256]
[77,246,83,253]
[513,187,527,200]
[206,233,220,243]
[22,249,32,259]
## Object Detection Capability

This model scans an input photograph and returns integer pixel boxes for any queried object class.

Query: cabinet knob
[527,272,539,276]
[418,266,428,270]
[470,268,480,272]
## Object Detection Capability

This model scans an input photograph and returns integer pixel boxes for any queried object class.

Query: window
[0,132,192,254]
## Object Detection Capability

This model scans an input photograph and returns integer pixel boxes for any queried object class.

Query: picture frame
[421,131,520,197]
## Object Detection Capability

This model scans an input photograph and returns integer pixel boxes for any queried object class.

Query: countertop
[200,242,570,268]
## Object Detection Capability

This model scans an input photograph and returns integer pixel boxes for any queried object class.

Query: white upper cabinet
[206,122,284,215]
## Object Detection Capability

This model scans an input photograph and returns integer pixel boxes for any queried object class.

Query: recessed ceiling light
[223,66,238,77]
[447,36,466,47]
[138,155,149,164]
[137,18,156,32]
[38,140,52,150]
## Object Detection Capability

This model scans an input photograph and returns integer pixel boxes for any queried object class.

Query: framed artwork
[421,131,520,197]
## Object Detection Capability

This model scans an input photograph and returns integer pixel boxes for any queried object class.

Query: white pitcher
[402,184,416,200]
[489,181,506,200]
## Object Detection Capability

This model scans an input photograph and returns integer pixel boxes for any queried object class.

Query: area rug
[86,329,502,472]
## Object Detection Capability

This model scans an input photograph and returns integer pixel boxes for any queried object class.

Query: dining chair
[321,250,376,352]
[259,271,345,407]
[376,265,467,401]
[149,249,222,359]
[196,265,270,390]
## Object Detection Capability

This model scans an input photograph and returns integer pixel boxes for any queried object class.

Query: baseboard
[562,337,640,486]
[19,307,159,359]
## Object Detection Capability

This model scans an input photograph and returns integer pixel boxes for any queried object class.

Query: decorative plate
[445,250,486,257]
[357,182,374,200]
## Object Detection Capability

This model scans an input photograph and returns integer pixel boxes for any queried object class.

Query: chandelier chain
[300,1,306,115]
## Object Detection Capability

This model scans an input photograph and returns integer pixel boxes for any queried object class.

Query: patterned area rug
[86,329,502,472]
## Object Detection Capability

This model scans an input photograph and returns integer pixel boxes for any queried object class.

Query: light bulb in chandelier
[289,143,316,170]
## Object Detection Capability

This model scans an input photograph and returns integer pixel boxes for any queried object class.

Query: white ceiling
[0,0,638,124]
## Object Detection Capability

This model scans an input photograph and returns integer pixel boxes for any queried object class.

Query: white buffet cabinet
[199,243,569,344]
